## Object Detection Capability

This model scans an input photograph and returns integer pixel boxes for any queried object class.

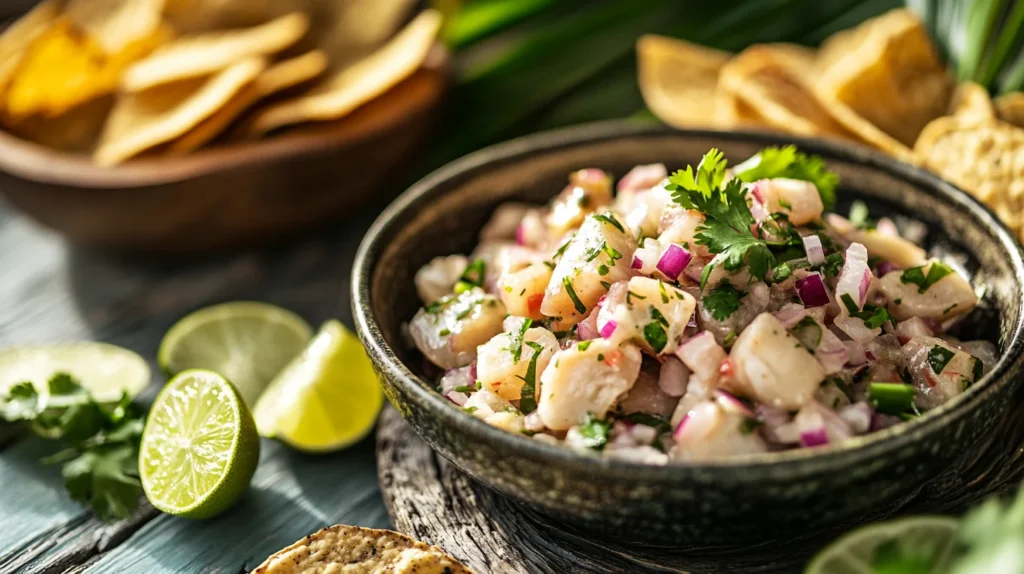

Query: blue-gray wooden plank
[0,199,392,572]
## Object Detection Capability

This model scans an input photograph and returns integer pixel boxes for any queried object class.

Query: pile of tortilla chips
[639,8,1024,242]
[253,524,474,574]
[0,0,441,166]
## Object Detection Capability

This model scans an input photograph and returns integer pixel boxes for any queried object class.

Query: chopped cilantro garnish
[592,213,625,233]
[453,385,475,393]
[503,285,513,293]
[840,294,892,329]
[901,262,954,294]
[578,413,611,450]
[972,357,984,382]
[622,412,672,432]
[731,145,839,209]
[928,345,955,374]
[626,290,646,304]
[778,198,792,211]
[772,262,793,282]
[578,340,592,351]
[516,341,544,413]
[869,382,915,415]
[454,281,473,294]
[460,259,486,287]
[650,307,669,327]
[643,320,668,353]
[738,417,763,434]
[849,200,873,230]
[597,353,605,361]
[463,406,478,414]
[943,303,958,315]
[439,328,451,336]
[658,281,670,303]
[840,293,860,314]
[600,281,611,290]
[509,318,532,362]
[821,252,845,278]
[702,282,744,321]
[791,316,823,350]
[597,264,610,276]
[562,277,586,314]
[552,235,573,261]
[602,243,623,263]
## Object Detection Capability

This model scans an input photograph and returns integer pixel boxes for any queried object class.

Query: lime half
[158,301,313,407]
[0,343,150,403]
[253,320,383,452]
[140,369,260,519]
[806,515,960,574]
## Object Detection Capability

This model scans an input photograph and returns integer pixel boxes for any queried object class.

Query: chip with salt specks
[95,57,265,166]
[914,115,1024,240]
[4,18,122,121]
[816,8,952,148]
[636,34,730,129]
[168,50,328,154]
[252,524,473,574]
[65,0,167,57]
[122,12,308,93]
[247,9,441,136]
[995,92,1024,129]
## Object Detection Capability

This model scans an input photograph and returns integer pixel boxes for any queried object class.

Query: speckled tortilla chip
[168,50,328,153]
[948,82,995,124]
[636,35,731,129]
[995,92,1024,129]
[252,525,473,574]
[95,57,264,166]
[248,9,440,135]
[122,12,308,92]
[914,116,1024,241]
[817,8,952,147]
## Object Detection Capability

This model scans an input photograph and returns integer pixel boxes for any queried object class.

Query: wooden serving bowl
[0,49,448,255]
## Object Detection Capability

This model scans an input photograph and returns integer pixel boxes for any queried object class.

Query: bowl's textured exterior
[353,123,1024,546]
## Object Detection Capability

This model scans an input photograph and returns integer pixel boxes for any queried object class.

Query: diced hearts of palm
[546,169,613,236]
[476,327,558,402]
[537,339,642,430]
[499,263,552,320]
[900,337,979,409]
[728,313,826,410]
[408,288,507,369]
[463,389,525,433]
[541,214,637,326]
[671,401,766,461]
[597,276,696,355]
[752,178,823,226]
[415,255,469,304]
[879,264,978,321]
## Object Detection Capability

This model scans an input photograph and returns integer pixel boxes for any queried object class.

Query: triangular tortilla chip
[636,34,731,129]
[817,8,952,147]
[252,525,473,574]
[247,9,441,135]
[65,0,167,56]
[995,92,1024,129]
[168,50,328,153]
[95,57,265,166]
[948,82,995,124]
[0,0,60,100]
[122,12,308,92]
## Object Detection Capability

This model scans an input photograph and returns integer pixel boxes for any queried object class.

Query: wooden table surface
[0,196,393,573]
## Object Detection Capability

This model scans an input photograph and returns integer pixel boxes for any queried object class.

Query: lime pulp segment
[805,515,960,574]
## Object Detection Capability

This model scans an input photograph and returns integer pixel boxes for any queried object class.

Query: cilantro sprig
[1,373,145,522]
[732,145,839,209]
[702,282,745,321]
[667,149,775,289]
[901,261,954,294]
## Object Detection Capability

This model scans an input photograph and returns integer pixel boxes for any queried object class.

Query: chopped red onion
[599,319,618,339]
[440,365,475,394]
[749,200,769,223]
[445,391,469,406]
[577,312,599,341]
[875,260,899,276]
[773,303,809,329]
[815,328,849,374]
[673,413,690,439]
[800,428,830,447]
[802,235,826,266]
[656,243,692,279]
[876,217,899,237]
[515,223,526,246]
[658,356,689,397]
[836,243,872,309]
[750,181,765,203]
[714,389,754,417]
[838,402,873,434]
[756,404,794,444]
[631,256,643,270]
[795,272,830,307]
[617,163,667,192]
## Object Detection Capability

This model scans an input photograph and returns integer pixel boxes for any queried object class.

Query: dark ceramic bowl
[353,122,1024,550]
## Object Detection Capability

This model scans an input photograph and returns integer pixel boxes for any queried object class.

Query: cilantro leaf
[1,382,39,420]
[508,318,532,363]
[666,147,727,202]
[901,262,954,294]
[732,145,839,209]
[516,341,544,413]
[702,283,745,321]
[928,345,955,374]
[578,413,612,450]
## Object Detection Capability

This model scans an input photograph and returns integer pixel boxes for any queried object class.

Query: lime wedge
[253,320,383,452]
[806,516,960,574]
[0,343,150,403]
[140,369,260,519]
[158,301,313,407]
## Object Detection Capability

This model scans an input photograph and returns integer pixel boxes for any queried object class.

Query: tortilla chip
[718,45,852,137]
[95,57,265,166]
[995,92,1024,129]
[248,9,441,136]
[0,0,60,99]
[636,35,731,129]
[319,0,420,66]
[65,0,166,56]
[948,82,995,124]
[168,50,327,153]
[122,12,308,92]
[6,96,113,152]
[817,8,952,147]
[914,116,1024,239]
[4,19,121,120]
[713,89,768,129]
[252,525,473,574]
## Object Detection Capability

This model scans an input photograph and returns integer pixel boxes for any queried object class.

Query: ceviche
[407,146,994,463]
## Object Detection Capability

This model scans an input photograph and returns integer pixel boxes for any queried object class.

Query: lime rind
[140,369,260,519]
[806,515,960,574]
[0,342,150,403]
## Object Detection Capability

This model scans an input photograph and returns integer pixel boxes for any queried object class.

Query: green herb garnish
[849,200,874,230]
[731,145,839,209]
[621,412,672,432]
[516,341,544,413]
[578,413,612,450]
[928,345,956,374]
[459,258,486,287]
[592,213,625,233]
[643,320,668,353]
[791,316,823,350]
[509,318,533,362]
[577,340,592,351]
[868,382,916,415]
[702,282,744,321]
[901,262,955,294]
[562,277,586,314]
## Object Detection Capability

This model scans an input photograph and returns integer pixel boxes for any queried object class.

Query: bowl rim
[353,120,1024,477]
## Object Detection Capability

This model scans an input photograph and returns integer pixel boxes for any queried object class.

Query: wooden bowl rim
[353,121,1024,478]
[0,44,449,188]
